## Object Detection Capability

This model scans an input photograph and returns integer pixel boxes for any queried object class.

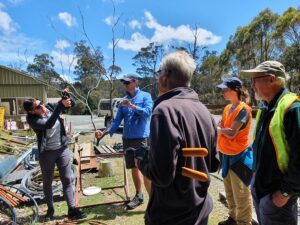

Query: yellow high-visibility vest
[254,93,300,174]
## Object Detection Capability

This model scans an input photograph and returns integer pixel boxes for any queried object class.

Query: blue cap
[119,73,140,82]
[217,77,242,89]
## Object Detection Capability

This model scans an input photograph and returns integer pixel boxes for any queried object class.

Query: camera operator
[23,88,85,221]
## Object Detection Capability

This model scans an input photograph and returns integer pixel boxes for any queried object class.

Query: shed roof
[0,65,47,86]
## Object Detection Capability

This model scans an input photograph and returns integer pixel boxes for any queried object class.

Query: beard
[254,92,262,101]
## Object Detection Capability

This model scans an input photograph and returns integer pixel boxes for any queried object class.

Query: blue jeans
[251,185,298,225]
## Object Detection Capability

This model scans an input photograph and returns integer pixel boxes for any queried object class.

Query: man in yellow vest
[240,61,300,225]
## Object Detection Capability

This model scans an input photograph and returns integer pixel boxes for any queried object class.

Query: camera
[62,91,70,100]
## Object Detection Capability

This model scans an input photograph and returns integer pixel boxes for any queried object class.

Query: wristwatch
[280,190,290,197]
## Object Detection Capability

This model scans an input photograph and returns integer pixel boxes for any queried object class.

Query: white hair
[160,51,196,87]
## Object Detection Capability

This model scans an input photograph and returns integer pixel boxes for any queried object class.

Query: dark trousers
[251,185,298,225]
[39,147,75,208]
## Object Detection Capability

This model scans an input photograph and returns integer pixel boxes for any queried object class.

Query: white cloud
[129,20,141,29]
[50,50,77,76]
[0,33,44,63]
[60,74,75,83]
[0,4,17,34]
[104,16,113,26]
[114,32,150,51]
[58,12,77,27]
[104,16,120,26]
[112,11,221,51]
[54,40,71,50]
[0,32,76,80]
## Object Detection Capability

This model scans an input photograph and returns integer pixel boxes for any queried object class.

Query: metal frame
[74,145,130,208]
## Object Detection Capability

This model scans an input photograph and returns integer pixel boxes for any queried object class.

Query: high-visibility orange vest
[218,102,252,155]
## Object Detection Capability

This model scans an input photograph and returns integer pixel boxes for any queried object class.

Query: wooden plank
[106,145,116,153]
[105,145,116,154]
[94,145,107,154]
[81,143,92,157]
[102,145,114,154]
[100,145,111,153]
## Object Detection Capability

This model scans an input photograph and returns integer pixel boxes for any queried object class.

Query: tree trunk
[98,159,115,177]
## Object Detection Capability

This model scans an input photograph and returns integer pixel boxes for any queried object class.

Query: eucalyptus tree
[274,7,300,47]
[274,7,300,94]
[27,54,61,83]
[27,54,66,97]
[132,42,164,77]
[132,42,164,98]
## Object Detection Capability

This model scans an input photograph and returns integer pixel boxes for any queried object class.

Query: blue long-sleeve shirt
[109,87,153,139]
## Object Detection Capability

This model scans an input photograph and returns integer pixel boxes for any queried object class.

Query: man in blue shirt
[96,74,153,210]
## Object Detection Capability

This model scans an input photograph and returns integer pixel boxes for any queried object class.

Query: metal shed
[0,65,48,116]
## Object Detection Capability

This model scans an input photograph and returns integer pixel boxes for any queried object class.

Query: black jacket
[253,88,300,198]
[26,102,69,154]
[139,87,220,225]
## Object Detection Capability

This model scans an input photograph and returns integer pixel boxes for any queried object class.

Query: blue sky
[0,0,298,82]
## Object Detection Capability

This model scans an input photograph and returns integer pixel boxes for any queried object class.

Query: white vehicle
[98,98,123,127]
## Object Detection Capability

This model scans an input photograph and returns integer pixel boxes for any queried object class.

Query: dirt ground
[9,132,229,225]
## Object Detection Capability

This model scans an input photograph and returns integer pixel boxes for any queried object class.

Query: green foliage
[274,7,300,47]
[69,100,86,115]
[73,40,107,111]
[24,7,300,110]
[132,42,164,77]
[27,53,62,84]
[280,44,300,94]
[138,76,158,99]
[74,40,106,81]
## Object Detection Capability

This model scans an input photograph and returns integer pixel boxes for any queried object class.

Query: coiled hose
[20,165,77,198]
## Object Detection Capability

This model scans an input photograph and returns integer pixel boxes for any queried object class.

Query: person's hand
[63,87,70,93]
[121,99,131,107]
[61,98,72,108]
[272,190,289,207]
[95,130,104,139]
[121,99,135,109]
[218,119,224,128]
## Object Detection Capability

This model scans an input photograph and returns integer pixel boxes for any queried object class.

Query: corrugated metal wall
[0,66,47,101]
[0,66,45,85]
[0,85,46,99]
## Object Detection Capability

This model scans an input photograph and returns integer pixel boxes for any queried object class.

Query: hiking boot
[126,193,144,210]
[44,207,54,222]
[68,207,86,220]
[218,217,237,225]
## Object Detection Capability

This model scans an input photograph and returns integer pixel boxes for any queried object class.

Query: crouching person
[23,92,85,221]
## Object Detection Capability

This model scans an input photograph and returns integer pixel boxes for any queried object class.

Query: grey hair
[160,51,196,87]
[267,72,289,88]
[276,76,287,88]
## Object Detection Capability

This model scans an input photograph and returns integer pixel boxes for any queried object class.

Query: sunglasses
[250,75,271,84]
[123,81,133,85]
[154,69,171,79]
[31,99,43,111]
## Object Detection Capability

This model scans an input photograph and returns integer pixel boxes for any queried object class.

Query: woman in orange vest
[216,77,253,225]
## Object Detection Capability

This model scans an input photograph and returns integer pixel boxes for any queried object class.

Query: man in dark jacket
[24,93,85,221]
[240,61,300,225]
[136,51,220,225]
